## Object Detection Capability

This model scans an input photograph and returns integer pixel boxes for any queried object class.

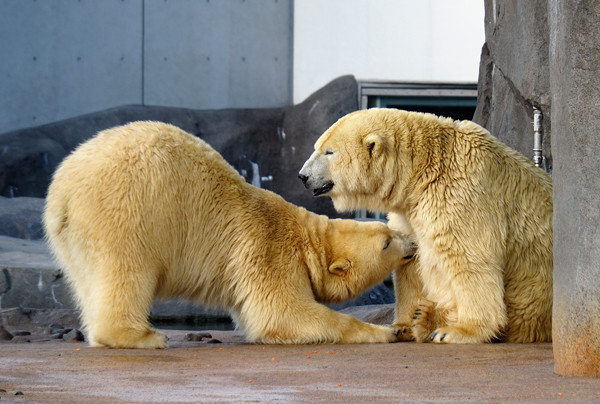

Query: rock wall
[549,0,600,378]
[473,0,552,172]
[0,75,358,218]
[0,75,396,316]
[476,0,600,377]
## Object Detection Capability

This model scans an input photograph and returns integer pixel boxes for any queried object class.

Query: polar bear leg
[278,302,398,344]
[255,302,399,344]
[85,259,167,349]
[334,312,399,344]
[411,301,446,342]
[429,262,506,344]
[391,260,424,341]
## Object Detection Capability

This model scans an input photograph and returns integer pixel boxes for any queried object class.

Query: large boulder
[0,75,358,218]
[0,75,399,318]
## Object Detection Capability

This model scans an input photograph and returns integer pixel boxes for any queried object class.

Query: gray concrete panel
[0,0,293,134]
[0,0,143,133]
[143,0,292,109]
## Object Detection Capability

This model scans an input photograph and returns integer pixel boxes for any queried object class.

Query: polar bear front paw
[391,323,414,341]
[411,305,438,342]
[340,323,402,344]
[364,325,403,343]
[428,326,483,344]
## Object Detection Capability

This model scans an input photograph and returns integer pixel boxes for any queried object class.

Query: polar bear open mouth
[313,181,334,196]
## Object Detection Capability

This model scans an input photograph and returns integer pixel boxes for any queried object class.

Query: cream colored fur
[299,108,553,343]
[44,121,416,349]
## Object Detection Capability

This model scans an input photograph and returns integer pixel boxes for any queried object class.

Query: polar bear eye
[324,149,334,156]
[382,238,391,250]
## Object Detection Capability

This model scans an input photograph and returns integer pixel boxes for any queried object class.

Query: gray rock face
[0,197,45,239]
[473,0,552,172]
[0,253,70,309]
[339,304,395,326]
[0,75,393,320]
[477,0,600,377]
[549,0,600,378]
[0,75,357,218]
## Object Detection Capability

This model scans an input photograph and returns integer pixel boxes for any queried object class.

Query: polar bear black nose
[298,173,309,184]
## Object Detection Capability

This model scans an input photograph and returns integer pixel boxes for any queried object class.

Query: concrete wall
[1,0,484,133]
[293,0,484,103]
[0,0,293,133]
[143,0,292,109]
[0,0,142,133]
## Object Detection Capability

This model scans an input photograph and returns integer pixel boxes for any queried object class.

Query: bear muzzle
[298,173,334,197]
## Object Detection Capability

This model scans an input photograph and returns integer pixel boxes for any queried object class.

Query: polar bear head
[298,109,413,213]
[309,219,416,304]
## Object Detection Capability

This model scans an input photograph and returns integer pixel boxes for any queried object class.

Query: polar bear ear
[328,259,352,277]
[364,133,384,159]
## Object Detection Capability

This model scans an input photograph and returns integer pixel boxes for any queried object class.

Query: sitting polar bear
[44,121,416,349]
[299,108,553,343]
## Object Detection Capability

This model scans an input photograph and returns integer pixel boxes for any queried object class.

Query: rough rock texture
[0,77,399,317]
[477,0,600,377]
[0,75,357,218]
[0,308,80,334]
[473,0,552,172]
[281,75,359,216]
[0,264,69,310]
[549,0,600,378]
[0,76,374,319]
[0,197,45,240]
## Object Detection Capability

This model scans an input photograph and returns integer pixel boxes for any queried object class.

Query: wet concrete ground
[1,329,600,403]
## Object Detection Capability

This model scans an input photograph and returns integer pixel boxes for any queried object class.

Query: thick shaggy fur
[299,108,553,343]
[44,121,416,349]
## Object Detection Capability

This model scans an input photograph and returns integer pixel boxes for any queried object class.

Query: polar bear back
[45,121,289,310]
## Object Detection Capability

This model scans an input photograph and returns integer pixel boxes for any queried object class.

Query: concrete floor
[1,329,599,403]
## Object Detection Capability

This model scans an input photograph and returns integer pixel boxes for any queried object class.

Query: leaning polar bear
[299,108,553,343]
[44,121,416,349]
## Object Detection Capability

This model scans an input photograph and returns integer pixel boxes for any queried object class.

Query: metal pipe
[533,107,544,169]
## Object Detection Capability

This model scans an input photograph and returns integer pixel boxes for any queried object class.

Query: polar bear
[44,121,416,349]
[299,108,553,343]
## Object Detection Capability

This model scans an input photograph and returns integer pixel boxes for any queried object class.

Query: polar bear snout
[393,233,417,261]
[403,241,417,260]
[298,173,309,184]
[298,173,334,196]
[298,169,334,195]
[298,155,334,196]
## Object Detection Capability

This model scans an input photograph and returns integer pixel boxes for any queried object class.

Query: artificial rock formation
[473,0,552,172]
[476,0,600,377]
[549,0,600,378]
[0,75,358,218]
